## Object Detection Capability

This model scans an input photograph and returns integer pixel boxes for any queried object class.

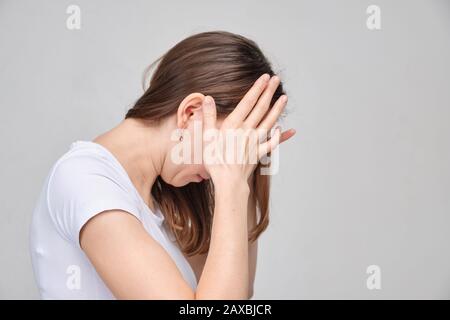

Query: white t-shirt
[29,140,198,299]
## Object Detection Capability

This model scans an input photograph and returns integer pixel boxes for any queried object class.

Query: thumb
[202,95,217,130]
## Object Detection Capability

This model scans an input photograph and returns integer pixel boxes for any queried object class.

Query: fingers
[258,127,281,159]
[202,96,217,131]
[258,128,296,159]
[227,73,270,125]
[244,76,282,128]
[257,94,288,131]
[280,128,296,143]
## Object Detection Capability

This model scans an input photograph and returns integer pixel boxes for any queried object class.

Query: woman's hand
[202,74,296,187]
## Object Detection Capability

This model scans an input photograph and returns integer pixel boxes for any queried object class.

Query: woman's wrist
[212,175,250,195]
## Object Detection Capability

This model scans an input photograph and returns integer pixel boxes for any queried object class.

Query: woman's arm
[195,179,250,299]
[80,210,196,299]
[247,187,258,299]
[186,185,258,299]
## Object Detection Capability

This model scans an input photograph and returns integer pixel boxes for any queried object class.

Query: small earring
[178,128,183,142]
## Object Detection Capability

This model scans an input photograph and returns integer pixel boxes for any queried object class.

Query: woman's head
[125,31,286,255]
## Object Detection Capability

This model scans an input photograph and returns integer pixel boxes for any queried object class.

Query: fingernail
[275,125,282,134]
[261,74,270,82]
[204,96,211,105]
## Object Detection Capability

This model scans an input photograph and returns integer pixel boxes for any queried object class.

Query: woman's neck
[93,118,167,212]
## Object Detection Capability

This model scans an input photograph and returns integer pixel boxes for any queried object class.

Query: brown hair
[125,31,285,256]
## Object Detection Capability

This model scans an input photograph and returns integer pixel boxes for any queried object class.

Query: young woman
[29,31,295,299]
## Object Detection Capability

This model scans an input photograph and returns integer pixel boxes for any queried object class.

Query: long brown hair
[125,31,285,256]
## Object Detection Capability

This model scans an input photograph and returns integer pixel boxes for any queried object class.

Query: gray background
[1,0,449,299]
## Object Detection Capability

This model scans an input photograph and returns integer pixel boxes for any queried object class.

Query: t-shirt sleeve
[46,155,142,249]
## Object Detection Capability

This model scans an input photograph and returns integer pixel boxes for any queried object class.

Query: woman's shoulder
[50,140,120,178]
[44,140,143,247]
[46,140,135,202]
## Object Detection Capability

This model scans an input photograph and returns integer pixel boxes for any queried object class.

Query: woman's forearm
[195,180,250,299]
[247,188,258,298]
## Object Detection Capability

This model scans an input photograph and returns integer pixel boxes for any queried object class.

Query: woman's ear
[176,93,205,129]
